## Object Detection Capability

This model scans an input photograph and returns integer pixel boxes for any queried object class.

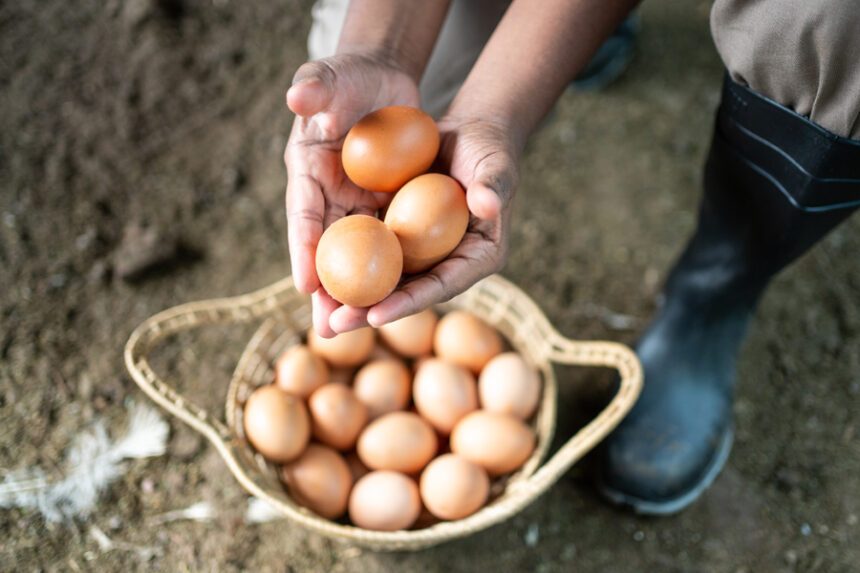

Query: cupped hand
[328,115,521,333]
[285,53,419,337]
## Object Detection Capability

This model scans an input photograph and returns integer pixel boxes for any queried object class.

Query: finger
[312,288,340,339]
[329,305,370,334]
[286,171,325,294]
[466,153,517,221]
[286,79,331,117]
[367,269,461,327]
[467,182,503,220]
[286,60,337,117]
[367,248,491,326]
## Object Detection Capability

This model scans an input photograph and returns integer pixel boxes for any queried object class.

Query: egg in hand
[341,106,439,193]
[384,173,469,274]
[315,215,403,308]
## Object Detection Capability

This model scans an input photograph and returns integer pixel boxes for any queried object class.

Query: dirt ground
[2,0,859,571]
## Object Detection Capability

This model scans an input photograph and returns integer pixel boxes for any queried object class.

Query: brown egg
[419,454,489,520]
[434,311,503,373]
[369,343,400,362]
[384,174,469,273]
[315,215,403,307]
[413,359,478,435]
[308,384,368,451]
[308,326,375,368]
[450,411,535,476]
[328,367,356,386]
[280,444,351,519]
[357,412,437,474]
[243,385,310,463]
[345,451,370,484]
[478,353,541,420]
[342,106,440,193]
[275,344,329,398]
[349,471,421,531]
[378,309,438,358]
[353,359,412,419]
[412,355,433,375]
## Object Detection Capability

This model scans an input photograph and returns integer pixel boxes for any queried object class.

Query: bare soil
[2,1,858,571]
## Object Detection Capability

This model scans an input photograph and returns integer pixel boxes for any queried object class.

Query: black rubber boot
[596,76,860,515]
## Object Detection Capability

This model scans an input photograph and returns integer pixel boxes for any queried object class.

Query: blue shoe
[596,77,860,515]
[571,13,638,91]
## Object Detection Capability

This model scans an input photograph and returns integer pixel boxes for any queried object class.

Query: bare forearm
[337,0,451,82]
[450,0,639,149]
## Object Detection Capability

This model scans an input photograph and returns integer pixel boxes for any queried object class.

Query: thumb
[286,60,337,117]
[465,153,517,221]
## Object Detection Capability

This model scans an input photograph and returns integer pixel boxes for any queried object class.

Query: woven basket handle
[542,332,642,472]
[487,330,643,517]
[123,277,299,445]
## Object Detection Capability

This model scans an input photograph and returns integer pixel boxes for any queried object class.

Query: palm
[335,116,518,332]
[285,55,420,311]
[288,133,382,226]
[435,117,514,275]
[287,58,518,335]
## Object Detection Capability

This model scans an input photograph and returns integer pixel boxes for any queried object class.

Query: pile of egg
[315,106,471,308]
[242,310,542,531]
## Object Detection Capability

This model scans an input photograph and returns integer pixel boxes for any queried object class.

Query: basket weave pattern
[125,275,642,551]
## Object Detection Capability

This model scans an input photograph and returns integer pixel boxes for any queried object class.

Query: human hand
[328,115,521,333]
[285,53,420,337]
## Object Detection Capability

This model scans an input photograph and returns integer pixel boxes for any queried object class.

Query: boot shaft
[664,78,860,310]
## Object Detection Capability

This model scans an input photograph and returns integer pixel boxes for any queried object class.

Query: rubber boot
[596,76,860,515]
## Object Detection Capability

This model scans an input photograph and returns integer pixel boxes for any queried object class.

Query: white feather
[111,403,169,460]
[89,524,115,551]
[89,525,162,560]
[244,497,285,524]
[0,401,169,522]
[45,422,121,521]
[151,501,215,523]
[0,468,48,512]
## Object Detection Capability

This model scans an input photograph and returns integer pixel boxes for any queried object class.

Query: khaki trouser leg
[307,0,509,118]
[711,0,860,139]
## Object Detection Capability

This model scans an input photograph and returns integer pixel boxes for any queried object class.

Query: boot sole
[596,425,735,516]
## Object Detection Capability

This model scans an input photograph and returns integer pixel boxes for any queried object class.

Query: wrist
[336,43,422,83]
[444,97,530,155]
[335,1,452,84]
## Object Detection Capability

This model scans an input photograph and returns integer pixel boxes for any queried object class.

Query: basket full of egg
[124,106,643,551]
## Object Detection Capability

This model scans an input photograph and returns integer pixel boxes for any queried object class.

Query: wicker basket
[124,274,642,551]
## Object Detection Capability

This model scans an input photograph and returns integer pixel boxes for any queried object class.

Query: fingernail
[367,309,391,328]
[366,311,381,328]
[469,186,501,220]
